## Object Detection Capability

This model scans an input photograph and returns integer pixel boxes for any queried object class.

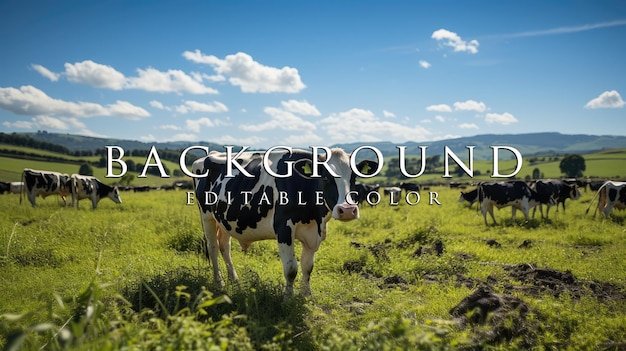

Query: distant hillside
[21,131,225,153]
[332,132,626,160]
[15,131,626,160]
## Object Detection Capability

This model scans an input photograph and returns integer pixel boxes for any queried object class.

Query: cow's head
[109,186,123,204]
[293,148,378,221]
[568,183,582,200]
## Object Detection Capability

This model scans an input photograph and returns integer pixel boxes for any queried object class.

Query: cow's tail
[585,181,606,216]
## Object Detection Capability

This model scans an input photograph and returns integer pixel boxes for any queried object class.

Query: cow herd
[0,169,122,209]
[456,178,626,225]
[3,152,625,297]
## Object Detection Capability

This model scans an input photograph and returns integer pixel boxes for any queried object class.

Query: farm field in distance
[0,174,625,349]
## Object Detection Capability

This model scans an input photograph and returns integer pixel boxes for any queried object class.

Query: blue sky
[1,1,625,149]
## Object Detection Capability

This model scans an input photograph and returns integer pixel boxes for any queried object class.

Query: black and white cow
[71,174,122,209]
[21,169,71,207]
[531,179,581,219]
[399,181,420,193]
[458,188,478,207]
[192,148,377,296]
[477,180,556,225]
[586,181,626,218]
[383,186,402,197]
[351,182,380,205]
[9,182,23,194]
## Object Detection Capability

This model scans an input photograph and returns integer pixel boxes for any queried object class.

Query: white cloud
[33,115,69,130]
[185,117,214,133]
[419,60,431,69]
[0,85,150,119]
[485,112,518,125]
[497,19,626,39]
[435,115,446,122]
[158,124,181,130]
[126,67,219,94]
[65,60,126,90]
[62,60,218,94]
[320,108,431,143]
[168,133,200,142]
[431,29,479,54]
[3,120,34,129]
[108,100,152,120]
[459,123,479,129]
[175,100,228,114]
[383,110,396,118]
[426,104,452,112]
[150,100,165,109]
[31,64,60,82]
[453,99,487,112]
[211,134,267,146]
[281,100,320,116]
[4,115,86,132]
[241,107,316,132]
[584,90,625,109]
[183,50,306,93]
[140,134,157,142]
[281,131,323,146]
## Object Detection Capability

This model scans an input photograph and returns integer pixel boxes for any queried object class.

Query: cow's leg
[298,223,323,296]
[217,228,238,281]
[481,201,492,225]
[200,212,224,288]
[278,242,298,296]
[603,203,614,218]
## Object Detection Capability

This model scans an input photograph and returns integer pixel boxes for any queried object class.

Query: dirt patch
[450,285,539,347]
[504,263,625,300]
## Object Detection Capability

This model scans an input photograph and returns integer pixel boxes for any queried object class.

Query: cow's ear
[356,160,378,177]
[293,158,315,179]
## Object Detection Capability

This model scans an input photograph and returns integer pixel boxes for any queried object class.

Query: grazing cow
[458,188,478,207]
[586,181,626,218]
[399,181,420,193]
[477,180,556,225]
[192,148,377,296]
[9,182,23,194]
[383,186,402,198]
[71,174,122,209]
[21,169,71,207]
[351,182,380,205]
[0,181,9,194]
[531,179,581,219]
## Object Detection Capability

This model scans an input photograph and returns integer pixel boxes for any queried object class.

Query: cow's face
[109,186,122,204]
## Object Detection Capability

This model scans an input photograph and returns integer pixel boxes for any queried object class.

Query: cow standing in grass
[21,169,71,207]
[192,148,377,296]
[70,174,122,209]
[586,181,626,218]
[477,180,556,225]
[531,179,581,219]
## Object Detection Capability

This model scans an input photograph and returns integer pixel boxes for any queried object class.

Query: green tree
[532,168,541,179]
[559,154,586,177]
[78,163,94,176]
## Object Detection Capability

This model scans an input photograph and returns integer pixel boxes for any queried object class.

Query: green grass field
[1,180,625,350]
[1,147,626,349]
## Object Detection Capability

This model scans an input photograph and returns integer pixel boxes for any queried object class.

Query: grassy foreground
[0,186,625,350]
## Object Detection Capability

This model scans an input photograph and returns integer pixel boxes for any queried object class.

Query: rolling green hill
[1,142,625,186]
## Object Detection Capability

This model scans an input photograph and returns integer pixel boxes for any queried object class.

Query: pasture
[1,184,625,350]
